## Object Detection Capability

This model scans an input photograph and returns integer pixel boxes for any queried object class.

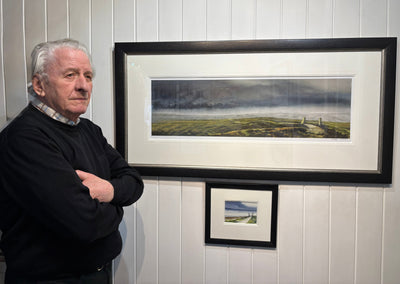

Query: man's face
[35,47,93,122]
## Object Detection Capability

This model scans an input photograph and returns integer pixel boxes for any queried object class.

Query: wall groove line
[229,0,232,40]
[380,188,386,284]
[157,0,160,41]
[156,177,159,284]
[181,0,183,41]
[331,0,335,37]
[328,187,332,284]
[277,187,281,284]
[305,0,309,38]
[44,0,48,41]
[302,186,305,284]
[88,0,92,121]
[279,0,283,38]
[179,179,182,284]
[358,0,362,36]
[133,0,137,42]
[0,0,5,125]
[253,0,257,40]
[204,0,208,40]
[21,0,27,104]
[385,0,389,36]
[66,0,70,37]
[354,187,359,284]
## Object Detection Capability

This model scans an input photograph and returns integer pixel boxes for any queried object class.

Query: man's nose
[75,74,90,92]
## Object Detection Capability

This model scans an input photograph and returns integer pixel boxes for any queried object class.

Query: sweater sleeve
[105,142,144,207]
[0,128,124,244]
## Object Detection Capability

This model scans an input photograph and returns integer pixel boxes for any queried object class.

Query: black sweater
[0,105,143,280]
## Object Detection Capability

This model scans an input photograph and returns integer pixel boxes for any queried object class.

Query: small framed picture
[205,182,278,248]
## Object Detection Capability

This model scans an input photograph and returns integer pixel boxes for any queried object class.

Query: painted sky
[225,201,257,212]
[151,78,352,110]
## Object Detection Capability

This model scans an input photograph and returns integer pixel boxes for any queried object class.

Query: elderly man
[0,39,143,283]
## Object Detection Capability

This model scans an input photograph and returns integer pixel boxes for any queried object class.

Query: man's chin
[66,108,88,122]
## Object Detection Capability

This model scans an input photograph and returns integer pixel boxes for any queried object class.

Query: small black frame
[205,182,278,248]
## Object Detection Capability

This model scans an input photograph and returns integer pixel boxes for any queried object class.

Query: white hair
[28,38,94,96]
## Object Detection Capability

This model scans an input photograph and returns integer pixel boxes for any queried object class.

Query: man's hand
[76,170,114,203]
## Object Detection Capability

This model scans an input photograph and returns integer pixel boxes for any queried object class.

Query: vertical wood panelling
[252,249,278,284]
[356,187,384,284]
[136,178,158,284]
[303,186,330,284]
[181,181,205,284]
[333,0,360,37]
[24,0,46,85]
[281,0,306,38]
[91,0,114,143]
[69,0,92,121]
[382,187,400,284]
[112,2,137,282]
[47,0,68,40]
[255,0,281,39]
[278,185,304,284]
[360,0,387,36]
[330,186,356,284]
[159,0,182,41]
[158,179,181,284]
[382,3,400,283]
[182,0,206,40]
[388,0,400,38]
[382,166,400,282]
[136,0,158,41]
[69,0,91,49]
[357,3,386,283]
[114,203,136,284]
[229,248,252,284]
[3,0,27,119]
[205,246,228,284]
[231,0,256,39]
[114,0,136,42]
[307,0,333,37]
[206,0,231,40]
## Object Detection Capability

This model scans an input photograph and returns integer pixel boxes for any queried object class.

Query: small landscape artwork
[151,78,352,139]
[224,201,258,225]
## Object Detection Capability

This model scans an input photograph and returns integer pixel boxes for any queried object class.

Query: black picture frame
[205,182,278,248]
[114,37,397,184]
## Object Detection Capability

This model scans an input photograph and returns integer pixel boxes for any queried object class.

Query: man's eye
[66,73,74,78]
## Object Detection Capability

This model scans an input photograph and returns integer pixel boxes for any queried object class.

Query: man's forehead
[51,48,92,70]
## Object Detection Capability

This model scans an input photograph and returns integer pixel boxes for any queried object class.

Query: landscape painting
[151,78,352,139]
[224,201,258,225]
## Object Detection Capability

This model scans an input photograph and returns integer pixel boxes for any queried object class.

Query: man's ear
[32,75,45,97]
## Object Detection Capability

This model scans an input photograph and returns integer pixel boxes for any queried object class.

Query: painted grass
[152,117,350,139]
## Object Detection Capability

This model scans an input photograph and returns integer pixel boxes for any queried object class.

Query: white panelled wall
[0,0,399,283]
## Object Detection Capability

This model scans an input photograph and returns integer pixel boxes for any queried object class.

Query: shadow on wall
[114,210,144,282]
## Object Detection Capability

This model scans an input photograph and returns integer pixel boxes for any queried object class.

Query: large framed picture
[205,182,278,248]
[114,38,397,183]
